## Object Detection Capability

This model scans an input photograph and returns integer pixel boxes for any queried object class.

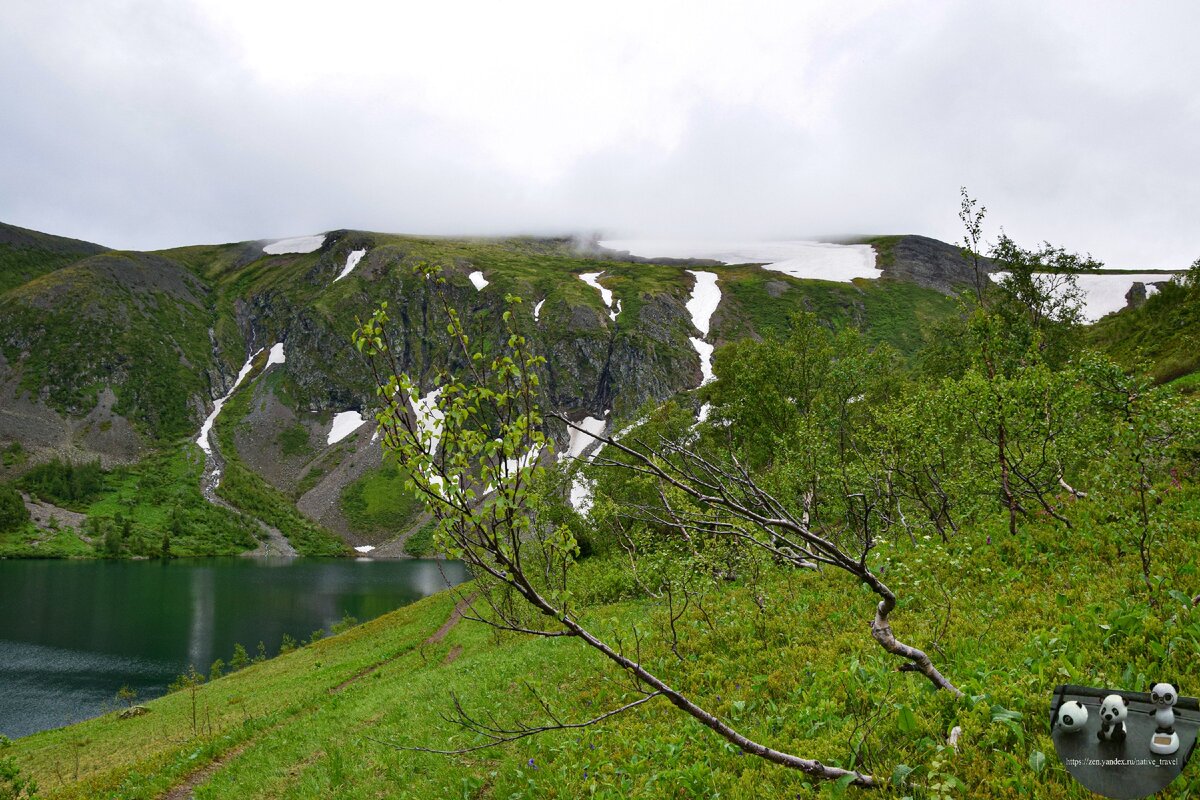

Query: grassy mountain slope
[0,224,972,558]
[0,251,219,439]
[0,222,108,295]
[8,490,1200,798]
[1085,278,1200,384]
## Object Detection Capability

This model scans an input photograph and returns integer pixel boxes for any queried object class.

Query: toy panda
[1149,682,1180,755]
[1097,694,1128,743]
[1056,700,1089,733]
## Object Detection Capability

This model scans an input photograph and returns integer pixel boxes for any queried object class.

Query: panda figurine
[1097,694,1128,743]
[1148,682,1180,755]
[1056,700,1089,733]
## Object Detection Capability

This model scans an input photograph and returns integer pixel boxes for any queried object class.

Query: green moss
[402,519,437,557]
[339,463,422,536]
[277,424,312,457]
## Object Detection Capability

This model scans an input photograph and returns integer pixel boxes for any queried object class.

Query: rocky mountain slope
[0,224,982,556]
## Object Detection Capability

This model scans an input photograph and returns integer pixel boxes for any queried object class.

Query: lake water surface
[0,557,469,738]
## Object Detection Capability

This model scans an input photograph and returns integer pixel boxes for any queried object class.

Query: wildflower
[986,536,991,545]
[528,758,537,770]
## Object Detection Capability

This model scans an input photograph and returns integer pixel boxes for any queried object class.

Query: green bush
[0,485,29,533]
[18,458,104,509]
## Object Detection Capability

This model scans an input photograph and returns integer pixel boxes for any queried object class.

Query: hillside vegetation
[0,225,978,558]
[4,214,1200,798]
[6,501,1200,798]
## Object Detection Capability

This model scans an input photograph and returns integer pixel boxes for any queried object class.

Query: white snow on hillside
[412,388,445,452]
[579,272,620,321]
[570,475,594,514]
[991,271,1179,322]
[354,545,375,554]
[266,342,286,367]
[195,347,263,455]
[559,416,607,462]
[263,234,326,255]
[327,410,367,445]
[502,445,543,475]
[691,338,715,385]
[469,271,489,290]
[686,270,721,336]
[561,415,612,513]
[333,249,367,282]
[600,240,880,283]
[533,299,546,321]
[685,270,721,390]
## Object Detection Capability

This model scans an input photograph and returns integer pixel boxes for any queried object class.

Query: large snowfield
[600,240,881,282]
[991,271,1179,322]
[263,234,326,255]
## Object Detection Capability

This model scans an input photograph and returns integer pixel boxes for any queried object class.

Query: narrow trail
[424,594,475,645]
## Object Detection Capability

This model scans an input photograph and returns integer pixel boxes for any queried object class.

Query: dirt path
[159,741,251,800]
[425,594,475,645]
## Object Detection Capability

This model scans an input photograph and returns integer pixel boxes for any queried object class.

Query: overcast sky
[1,1,1196,268]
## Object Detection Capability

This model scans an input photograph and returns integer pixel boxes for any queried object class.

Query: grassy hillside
[1085,278,1200,383]
[0,224,970,561]
[0,251,219,439]
[0,222,108,295]
[6,493,1200,798]
[0,448,261,558]
[711,266,957,357]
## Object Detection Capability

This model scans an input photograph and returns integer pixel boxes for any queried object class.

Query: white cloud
[0,0,1197,268]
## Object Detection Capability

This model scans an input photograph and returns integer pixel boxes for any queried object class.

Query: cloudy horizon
[1,1,1197,269]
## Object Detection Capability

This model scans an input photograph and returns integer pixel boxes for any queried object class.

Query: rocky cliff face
[876,235,989,295]
[0,223,980,553]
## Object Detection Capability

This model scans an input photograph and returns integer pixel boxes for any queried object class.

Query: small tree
[354,265,962,788]
[0,485,28,533]
[167,665,205,737]
[957,190,1098,533]
[229,643,250,672]
[102,524,122,557]
[1082,356,1192,602]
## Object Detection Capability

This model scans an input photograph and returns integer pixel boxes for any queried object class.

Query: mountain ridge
[0,222,1022,557]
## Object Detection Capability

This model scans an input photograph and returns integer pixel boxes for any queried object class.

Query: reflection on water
[0,557,468,738]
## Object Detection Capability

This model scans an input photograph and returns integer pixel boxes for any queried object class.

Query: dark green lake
[0,557,469,739]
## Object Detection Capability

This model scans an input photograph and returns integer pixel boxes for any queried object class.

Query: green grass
[402,519,437,557]
[277,424,313,458]
[1086,280,1200,383]
[0,447,260,559]
[339,463,423,536]
[9,488,1200,798]
[85,447,260,557]
[0,523,93,558]
[712,266,956,358]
